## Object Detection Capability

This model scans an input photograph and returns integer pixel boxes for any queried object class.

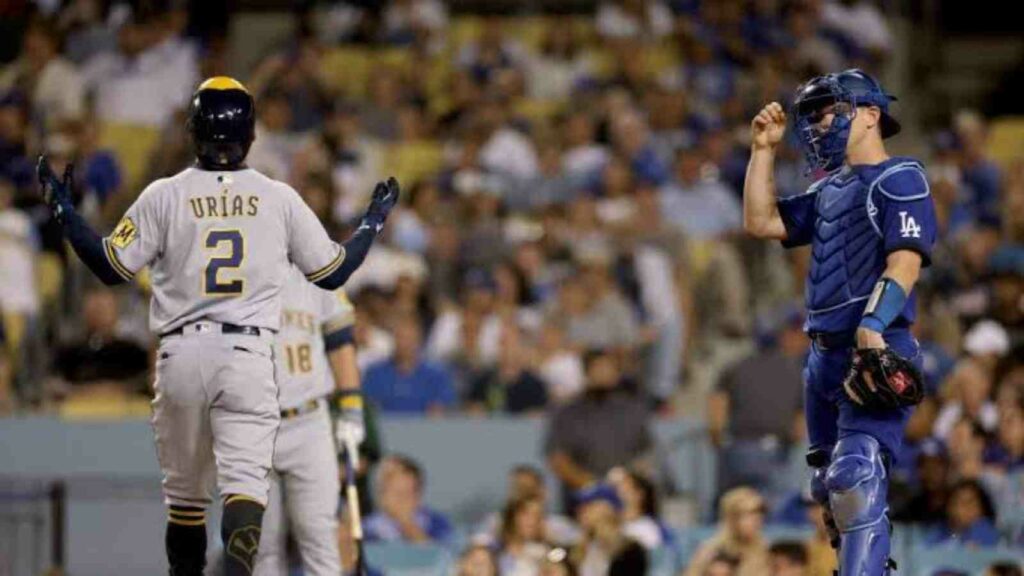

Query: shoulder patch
[110,217,138,249]
[873,162,929,202]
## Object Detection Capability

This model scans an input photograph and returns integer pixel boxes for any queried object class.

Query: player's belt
[280,398,323,419]
[160,322,263,338]
[809,331,855,350]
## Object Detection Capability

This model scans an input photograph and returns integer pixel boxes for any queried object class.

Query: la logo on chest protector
[898,211,921,238]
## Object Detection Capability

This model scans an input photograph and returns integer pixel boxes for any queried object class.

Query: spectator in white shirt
[659,147,742,239]
[476,98,540,180]
[0,17,85,128]
[561,112,609,179]
[934,359,999,440]
[80,7,197,128]
[821,0,892,60]
[596,0,674,42]
[527,19,595,101]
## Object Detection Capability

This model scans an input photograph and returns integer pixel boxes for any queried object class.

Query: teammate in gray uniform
[254,267,362,576]
[36,76,397,576]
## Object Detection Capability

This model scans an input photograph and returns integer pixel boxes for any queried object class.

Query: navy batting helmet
[791,69,900,173]
[187,77,255,170]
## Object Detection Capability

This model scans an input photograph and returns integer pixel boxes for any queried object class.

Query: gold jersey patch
[110,217,138,249]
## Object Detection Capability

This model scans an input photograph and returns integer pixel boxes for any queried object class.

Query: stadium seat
[34,253,63,309]
[96,122,161,193]
[58,391,151,419]
[449,17,483,53]
[320,48,374,98]
[383,141,444,189]
[515,98,566,128]
[987,116,1024,167]
[909,544,1023,575]
[1,311,25,363]
[363,542,453,576]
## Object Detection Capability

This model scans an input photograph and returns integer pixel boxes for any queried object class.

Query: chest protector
[806,169,886,331]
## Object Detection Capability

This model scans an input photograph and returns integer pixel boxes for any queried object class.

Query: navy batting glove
[37,155,75,223]
[362,177,400,234]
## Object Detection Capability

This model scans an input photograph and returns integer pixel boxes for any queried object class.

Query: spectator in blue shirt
[363,315,457,415]
[363,455,454,544]
[925,479,1000,547]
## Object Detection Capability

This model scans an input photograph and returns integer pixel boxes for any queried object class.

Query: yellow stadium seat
[375,48,414,72]
[449,17,483,53]
[515,98,565,127]
[59,389,151,419]
[987,117,1024,167]
[97,122,161,193]
[1,311,25,360]
[34,253,64,308]
[512,17,549,53]
[644,42,682,76]
[320,47,374,98]
[383,140,444,188]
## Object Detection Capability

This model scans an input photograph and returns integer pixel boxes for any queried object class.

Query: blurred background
[0,0,1023,574]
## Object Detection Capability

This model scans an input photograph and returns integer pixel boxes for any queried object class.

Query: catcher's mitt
[843,347,925,411]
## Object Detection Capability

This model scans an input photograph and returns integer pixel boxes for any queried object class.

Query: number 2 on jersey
[285,344,313,374]
[204,230,244,295]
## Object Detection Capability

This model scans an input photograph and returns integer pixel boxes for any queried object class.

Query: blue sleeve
[312,224,375,290]
[427,511,454,542]
[322,326,355,352]
[431,366,457,408]
[776,189,819,248]
[63,209,128,285]
[874,166,937,266]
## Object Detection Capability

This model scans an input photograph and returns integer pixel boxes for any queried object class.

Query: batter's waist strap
[160,322,265,338]
[280,397,324,419]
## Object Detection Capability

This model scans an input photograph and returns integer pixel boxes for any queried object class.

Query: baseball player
[744,69,935,574]
[36,76,398,576]
[253,267,361,576]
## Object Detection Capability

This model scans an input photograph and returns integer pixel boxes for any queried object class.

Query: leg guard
[166,505,207,576]
[826,434,893,576]
[222,495,265,576]
[807,448,840,549]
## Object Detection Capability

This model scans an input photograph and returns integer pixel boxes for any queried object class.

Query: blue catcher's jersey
[777,157,937,334]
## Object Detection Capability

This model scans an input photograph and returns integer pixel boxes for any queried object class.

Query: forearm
[860,250,922,335]
[62,209,128,285]
[882,250,922,293]
[327,341,360,392]
[548,452,594,489]
[743,147,786,239]
[708,391,729,445]
[313,224,375,290]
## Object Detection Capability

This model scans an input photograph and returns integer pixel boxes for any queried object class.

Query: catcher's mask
[791,69,900,174]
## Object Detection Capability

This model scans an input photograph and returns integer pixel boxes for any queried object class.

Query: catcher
[743,69,935,574]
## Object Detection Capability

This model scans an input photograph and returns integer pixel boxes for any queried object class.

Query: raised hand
[751,102,787,151]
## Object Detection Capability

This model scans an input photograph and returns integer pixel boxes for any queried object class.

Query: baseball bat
[342,437,366,576]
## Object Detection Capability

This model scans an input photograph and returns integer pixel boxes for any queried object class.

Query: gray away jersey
[274,266,355,409]
[104,167,346,333]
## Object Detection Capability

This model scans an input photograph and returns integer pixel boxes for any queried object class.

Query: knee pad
[222,495,265,576]
[806,448,832,506]
[825,434,888,532]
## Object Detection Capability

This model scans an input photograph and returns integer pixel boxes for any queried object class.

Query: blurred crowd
[1,0,1023,574]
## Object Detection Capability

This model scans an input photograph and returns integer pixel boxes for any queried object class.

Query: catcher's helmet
[791,69,900,173]
[187,77,255,170]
